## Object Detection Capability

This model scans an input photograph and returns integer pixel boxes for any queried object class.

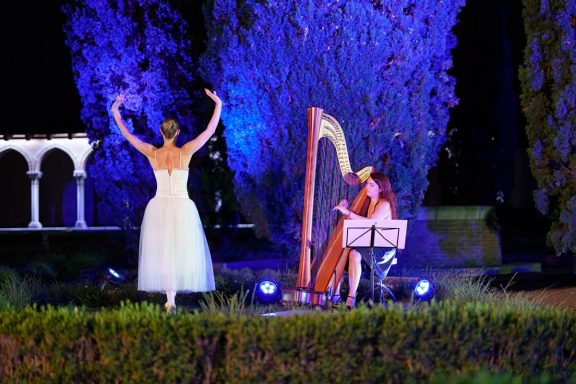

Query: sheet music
[342,219,407,249]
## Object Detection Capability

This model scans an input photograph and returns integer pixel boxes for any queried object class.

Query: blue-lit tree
[519,0,576,255]
[201,0,464,249]
[62,0,194,227]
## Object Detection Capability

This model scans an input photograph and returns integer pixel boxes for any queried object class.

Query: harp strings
[310,137,356,281]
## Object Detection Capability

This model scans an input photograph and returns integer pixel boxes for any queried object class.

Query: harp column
[297,107,324,288]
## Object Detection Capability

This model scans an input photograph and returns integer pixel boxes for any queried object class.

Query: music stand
[343,219,408,302]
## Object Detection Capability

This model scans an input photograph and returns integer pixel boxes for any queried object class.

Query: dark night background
[0,0,547,238]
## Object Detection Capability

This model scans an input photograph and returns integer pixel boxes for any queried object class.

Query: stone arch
[78,146,95,173]
[35,143,77,173]
[0,149,30,227]
[0,145,33,170]
[40,148,76,227]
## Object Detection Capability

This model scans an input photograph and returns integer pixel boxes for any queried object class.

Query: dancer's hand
[111,92,125,114]
[204,88,222,106]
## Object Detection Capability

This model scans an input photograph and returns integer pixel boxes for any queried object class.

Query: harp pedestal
[281,287,332,308]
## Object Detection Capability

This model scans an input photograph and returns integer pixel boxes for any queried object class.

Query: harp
[282,107,374,307]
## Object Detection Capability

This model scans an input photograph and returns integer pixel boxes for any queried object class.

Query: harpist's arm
[333,199,367,219]
[334,200,391,220]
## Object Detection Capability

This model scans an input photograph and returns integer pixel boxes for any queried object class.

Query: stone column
[74,170,87,228]
[27,171,43,228]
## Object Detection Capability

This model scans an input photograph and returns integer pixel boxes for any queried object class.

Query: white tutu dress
[138,168,215,292]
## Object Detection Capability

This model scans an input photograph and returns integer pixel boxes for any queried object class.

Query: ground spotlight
[413,279,434,301]
[107,267,126,283]
[255,279,282,305]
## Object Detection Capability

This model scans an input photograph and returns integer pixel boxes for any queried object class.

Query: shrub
[201,0,464,250]
[199,288,264,317]
[0,267,39,309]
[421,270,545,310]
[519,0,576,255]
[0,301,574,382]
[62,0,195,227]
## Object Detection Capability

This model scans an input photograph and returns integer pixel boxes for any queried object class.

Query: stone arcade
[0,133,93,229]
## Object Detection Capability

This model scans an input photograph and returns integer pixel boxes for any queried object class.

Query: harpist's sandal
[346,295,356,309]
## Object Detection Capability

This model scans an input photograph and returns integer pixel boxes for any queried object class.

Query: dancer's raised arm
[181,89,222,155]
[111,93,156,157]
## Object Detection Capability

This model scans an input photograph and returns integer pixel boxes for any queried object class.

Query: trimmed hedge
[0,301,575,382]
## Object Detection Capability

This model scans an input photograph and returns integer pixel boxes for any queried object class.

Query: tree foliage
[519,0,576,255]
[62,0,195,226]
[201,0,464,249]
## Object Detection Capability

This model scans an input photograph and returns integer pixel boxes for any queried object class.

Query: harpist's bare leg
[346,249,362,307]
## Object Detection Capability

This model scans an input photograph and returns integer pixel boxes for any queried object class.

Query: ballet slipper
[164,303,176,315]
